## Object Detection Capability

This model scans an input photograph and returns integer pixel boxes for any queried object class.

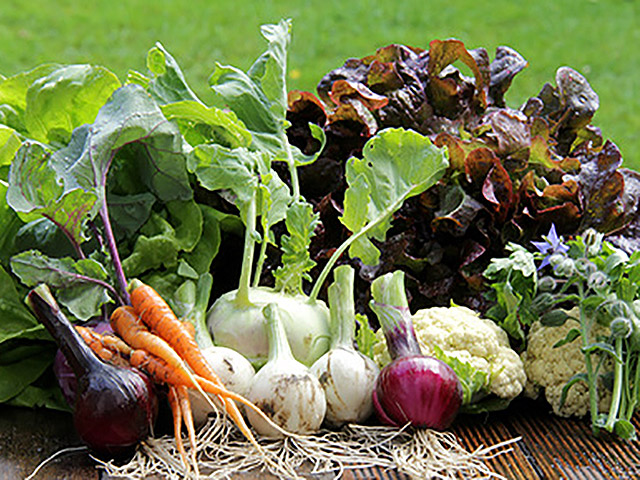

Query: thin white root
[95,408,519,480]
[24,445,88,480]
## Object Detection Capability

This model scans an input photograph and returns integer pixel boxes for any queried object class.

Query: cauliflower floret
[521,312,612,418]
[372,306,527,401]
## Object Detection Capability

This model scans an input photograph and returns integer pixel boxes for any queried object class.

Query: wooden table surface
[2,398,640,479]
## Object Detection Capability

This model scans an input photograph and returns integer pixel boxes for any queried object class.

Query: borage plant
[486,225,640,439]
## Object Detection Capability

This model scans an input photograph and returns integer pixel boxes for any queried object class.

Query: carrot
[75,326,129,367]
[130,349,291,437]
[110,306,219,413]
[176,385,199,477]
[181,321,196,341]
[129,280,221,383]
[76,326,134,356]
[127,281,293,464]
[167,386,190,472]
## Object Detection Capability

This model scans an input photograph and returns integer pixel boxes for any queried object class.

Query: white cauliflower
[372,305,527,401]
[521,312,612,418]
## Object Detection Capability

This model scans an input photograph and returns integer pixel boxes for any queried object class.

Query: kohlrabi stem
[252,234,269,288]
[99,200,130,305]
[186,273,214,349]
[263,303,295,363]
[578,284,600,433]
[328,265,356,349]
[605,337,625,432]
[309,195,407,302]
[236,194,257,306]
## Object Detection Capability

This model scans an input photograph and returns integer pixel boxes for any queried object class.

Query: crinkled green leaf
[0,126,21,175]
[161,100,251,148]
[0,64,60,128]
[208,19,306,165]
[7,141,98,245]
[121,200,202,278]
[53,84,192,206]
[484,243,537,281]
[183,205,240,275]
[273,200,319,294]
[341,127,448,265]
[24,64,121,145]
[166,199,203,252]
[107,192,156,240]
[10,250,112,320]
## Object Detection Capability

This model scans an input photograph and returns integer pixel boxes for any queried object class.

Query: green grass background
[0,0,638,167]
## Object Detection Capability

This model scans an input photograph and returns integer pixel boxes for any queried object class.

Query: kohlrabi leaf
[209,20,316,167]
[341,127,448,265]
[273,200,319,294]
[187,145,267,222]
[53,84,192,206]
[161,100,252,149]
[7,141,98,246]
[209,20,290,141]
[144,43,202,105]
[10,250,113,320]
[257,170,291,244]
[24,64,121,145]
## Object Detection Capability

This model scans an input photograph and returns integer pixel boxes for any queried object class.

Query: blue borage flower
[531,224,569,269]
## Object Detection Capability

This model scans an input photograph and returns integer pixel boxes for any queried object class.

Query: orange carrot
[127,281,292,461]
[182,321,196,340]
[129,281,221,383]
[130,349,291,437]
[75,326,129,367]
[176,385,198,477]
[167,386,190,472]
[76,326,134,356]
[110,306,219,412]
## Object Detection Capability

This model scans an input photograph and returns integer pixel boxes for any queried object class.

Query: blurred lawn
[0,0,638,167]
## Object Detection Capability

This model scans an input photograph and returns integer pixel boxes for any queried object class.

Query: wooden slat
[4,400,640,479]
[0,406,98,480]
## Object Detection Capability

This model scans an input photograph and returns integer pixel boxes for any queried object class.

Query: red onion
[28,285,158,457]
[53,321,114,406]
[369,272,462,430]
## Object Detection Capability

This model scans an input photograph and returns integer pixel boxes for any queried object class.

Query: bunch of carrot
[77,279,286,474]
